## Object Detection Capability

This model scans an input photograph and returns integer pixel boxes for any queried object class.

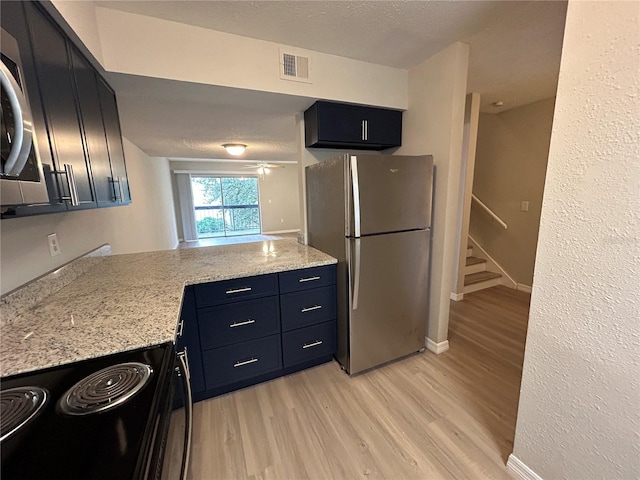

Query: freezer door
[347,229,429,374]
[349,155,433,236]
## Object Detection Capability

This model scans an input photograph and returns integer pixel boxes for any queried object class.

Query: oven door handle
[0,61,33,177]
[176,348,193,480]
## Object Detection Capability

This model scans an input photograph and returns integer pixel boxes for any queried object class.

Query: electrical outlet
[520,201,530,212]
[280,218,284,223]
[47,233,61,257]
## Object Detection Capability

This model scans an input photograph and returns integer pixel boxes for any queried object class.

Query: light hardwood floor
[163,285,530,480]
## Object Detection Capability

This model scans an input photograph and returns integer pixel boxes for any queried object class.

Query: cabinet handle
[298,276,320,283]
[226,287,252,294]
[113,177,124,203]
[303,340,323,349]
[361,120,366,141]
[230,319,255,328]
[365,120,368,141]
[177,318,185,337]
[51,165,79,206]
[301,305,322,313]
[234,358,258,368]
[64,164,80,207]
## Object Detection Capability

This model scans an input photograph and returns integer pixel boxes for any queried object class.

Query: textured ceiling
[92,0,567,162]
[94,1,512,69]
[108,74,313,161]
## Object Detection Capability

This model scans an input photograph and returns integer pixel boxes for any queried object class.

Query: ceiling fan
[241,163,285,176]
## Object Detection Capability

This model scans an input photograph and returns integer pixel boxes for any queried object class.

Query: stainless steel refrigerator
[306,153,433,374]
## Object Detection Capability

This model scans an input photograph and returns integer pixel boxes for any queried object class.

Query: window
[191,176,261,238]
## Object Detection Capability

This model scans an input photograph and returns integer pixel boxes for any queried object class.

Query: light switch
[520,201,529,212]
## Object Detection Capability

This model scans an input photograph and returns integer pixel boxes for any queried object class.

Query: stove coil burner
[0,387,48,442]
[59,362,152,415]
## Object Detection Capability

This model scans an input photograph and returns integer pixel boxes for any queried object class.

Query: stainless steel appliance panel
[348,154,433,236]
[1,27,49,206]
[306,155,350,366]
[347,229,429,374]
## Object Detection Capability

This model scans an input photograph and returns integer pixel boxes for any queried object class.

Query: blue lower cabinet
[188,266,337,401]
[177,286,205,394]
[194,273,278,308]
[198,296,280,349]
[280,285,337,332]
[202,334,282,389]
[282,321,336,368]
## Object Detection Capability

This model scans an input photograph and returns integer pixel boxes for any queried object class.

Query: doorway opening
[191,175,261,238]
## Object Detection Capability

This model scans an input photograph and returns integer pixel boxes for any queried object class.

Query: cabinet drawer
[280,285,337,332]
[194,274,278,307]
[282,321,336,367]
[198,296,280,349]
[279,265,336,294]
[202,335,282,389]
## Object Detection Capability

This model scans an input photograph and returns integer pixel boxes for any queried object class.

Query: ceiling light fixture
[222,143,247,156]
[491,101,504,107]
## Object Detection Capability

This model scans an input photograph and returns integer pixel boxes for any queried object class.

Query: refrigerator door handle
[351,156,361,237]
[353,238,361,310]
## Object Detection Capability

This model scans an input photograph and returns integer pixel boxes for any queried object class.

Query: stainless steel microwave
[1,27,49,206]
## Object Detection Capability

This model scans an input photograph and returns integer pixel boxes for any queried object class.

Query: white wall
[395,42,470,345]
[169,161,300,239]
[1,139,178,295]
[470,97,555,286]
[94,7,407,109]
[453,93,481,297]
[510,2,640,479]
[51,0,104,64]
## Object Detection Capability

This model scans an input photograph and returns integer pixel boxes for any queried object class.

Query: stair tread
[464,271,502,286]
[466,256,486,266]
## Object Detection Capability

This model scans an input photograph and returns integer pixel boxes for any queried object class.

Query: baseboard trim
[262,229,300,235]
[426,338,450,354]
[517,284,533,293]
[507,454,543,480]
[450,292,465,301]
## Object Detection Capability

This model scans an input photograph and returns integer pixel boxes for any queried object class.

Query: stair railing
[471,194,508,229]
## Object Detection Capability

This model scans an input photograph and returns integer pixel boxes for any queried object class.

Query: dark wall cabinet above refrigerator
[1,1,130,218]
[304,101,403,151]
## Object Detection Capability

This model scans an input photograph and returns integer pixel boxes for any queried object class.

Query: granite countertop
[0,240,336,378]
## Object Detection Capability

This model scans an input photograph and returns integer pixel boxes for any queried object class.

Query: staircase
[463,245,502,294]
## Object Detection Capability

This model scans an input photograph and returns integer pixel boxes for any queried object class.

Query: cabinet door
[177,286,205,394]
[69,46,116,207]
[316,102,364,145]
[25,2,96,210]
[96,77,131,204]
[365,107,403,147]
[0,2,67,216]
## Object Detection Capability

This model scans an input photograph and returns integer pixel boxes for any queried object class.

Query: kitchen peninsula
[0,240,336,378]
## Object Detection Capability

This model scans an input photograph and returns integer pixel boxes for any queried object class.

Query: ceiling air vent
[279,49,312,83]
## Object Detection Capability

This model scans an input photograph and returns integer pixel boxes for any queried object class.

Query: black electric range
[0,342,175,480]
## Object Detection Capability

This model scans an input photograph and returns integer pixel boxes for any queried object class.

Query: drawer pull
[301,305,322,313]
[302,340,323,349]
[234,358,258,368]
[177,318,185,337]
[226,287,252,295]
[230,319,256,328]
[299,276,321,283]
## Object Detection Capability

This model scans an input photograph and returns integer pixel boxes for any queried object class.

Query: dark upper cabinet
[304,101,402,151]
[96,77,131,204]
[24,2,97,210]
[1,1,130,218]
[0,1,66,217]
[70,46,115,207]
